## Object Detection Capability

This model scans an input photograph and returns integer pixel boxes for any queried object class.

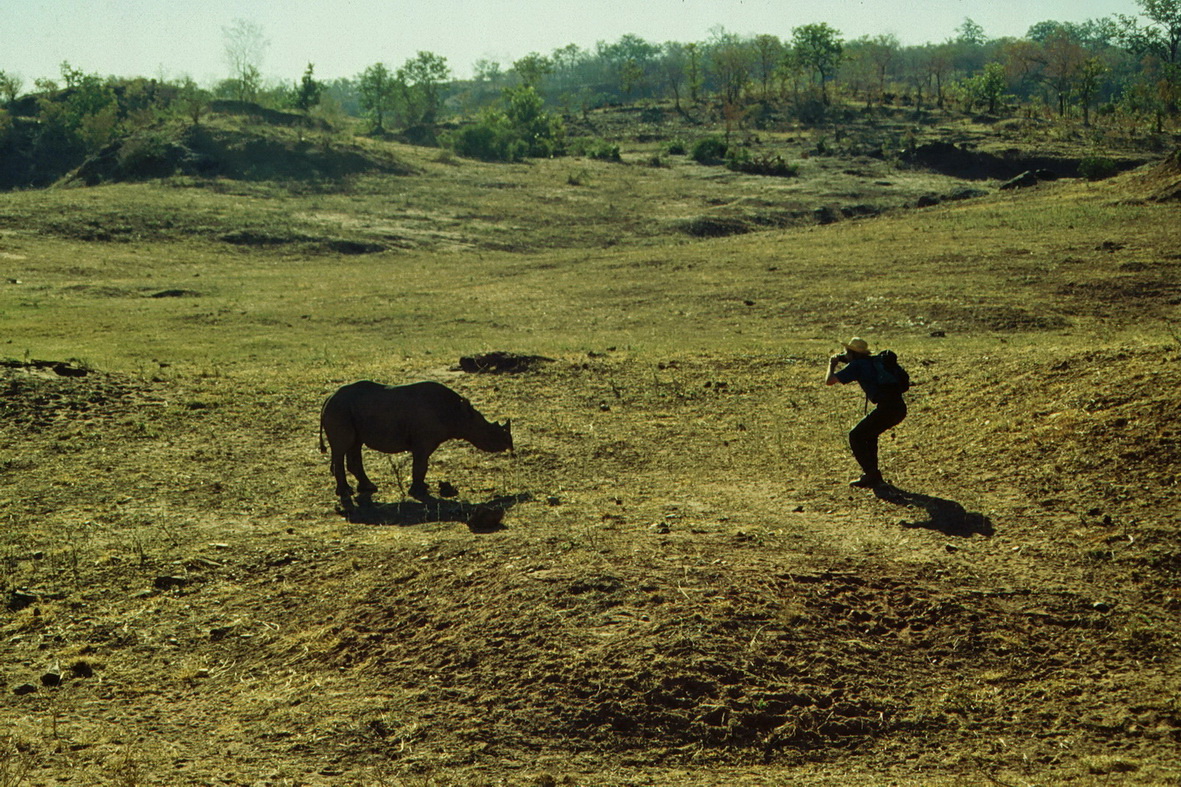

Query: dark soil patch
[325,239,387,255]
[0,363,157,430]
[923,303,1070,332]
[149,289,201,298]
[0,358,92,377]
[684,216,753,238]
[457,351,555,374]
[905,142,1146,181]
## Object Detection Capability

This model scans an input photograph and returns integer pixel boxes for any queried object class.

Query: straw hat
[843,337,870,355]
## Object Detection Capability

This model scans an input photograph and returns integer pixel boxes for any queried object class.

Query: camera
[834,353,850,364]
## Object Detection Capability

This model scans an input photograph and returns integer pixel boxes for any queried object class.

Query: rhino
[319,380,513,502]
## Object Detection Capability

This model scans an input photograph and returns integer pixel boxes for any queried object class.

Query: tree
[792,23,844,104]
[685,42,704,104]
[957,18,986,46]
[474,59,503,83]
[752,35,784,100]
[865,34,900,103]
[512,53,552,90]
[549,44,584,99]
[294,63,324,114]
[222,18,268,102]
[503,84,562,155]
[964,61,1009,113]
[358,63,397,133]
[901,44,941,109]
[1118,0,1181,119]
[926,44,955,109]
[176,77,210,125]
[1119,0,1181,66]
[1076,57,1109,125]
[0,70,22,105]
[1006,26,1088,116]
[776,48,805,102]
[398,51,450,125]
[660,42,689,111]
[449,84,563,161]
[708,29,754,107]
[37,63,120,155]
[597,34,660,98]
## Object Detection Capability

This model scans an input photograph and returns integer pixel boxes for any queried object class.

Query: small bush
[726,150,799,178]
[691,136,728,165]
[1079,155,1118,181]
[667,139,687,155]
[116,131,178,178]
[569,137,621,162]
[447,121,525,162]
[588,142,621,162]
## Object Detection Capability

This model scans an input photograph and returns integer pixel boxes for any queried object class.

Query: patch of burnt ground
[903,141,1148,181]
[316,558,1175,765]
[0,360,159,432]
[457,351,555,374]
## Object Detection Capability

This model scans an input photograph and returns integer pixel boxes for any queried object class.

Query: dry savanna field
[1,111,1180,786]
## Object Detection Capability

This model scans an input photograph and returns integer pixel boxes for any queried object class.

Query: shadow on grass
[342,492,532,531]
[874,485,995,537]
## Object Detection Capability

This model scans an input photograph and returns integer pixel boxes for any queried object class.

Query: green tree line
[1,0,1179,180]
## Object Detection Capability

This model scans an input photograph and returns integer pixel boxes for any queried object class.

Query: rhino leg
[346,446,378,494]
[408,448,432,500]
[329,449,353,497]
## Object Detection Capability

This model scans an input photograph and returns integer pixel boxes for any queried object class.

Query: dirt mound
[67,121,416,186]
[0,361,158,431]
[208,99,329,129]
[1140,149,1181,201]
[949,344,1181,526]
[457,351,554,374]
[309,555,1147,764]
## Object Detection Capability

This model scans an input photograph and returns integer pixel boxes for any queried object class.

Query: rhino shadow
[873,485,995,538]
[342,492,531,530]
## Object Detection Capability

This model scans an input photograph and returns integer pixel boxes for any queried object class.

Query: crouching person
[824,337,909,489]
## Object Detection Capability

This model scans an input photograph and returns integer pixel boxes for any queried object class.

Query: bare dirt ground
[1,130,1179,786]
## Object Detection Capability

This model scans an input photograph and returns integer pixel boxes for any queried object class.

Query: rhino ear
[503,419,512,431]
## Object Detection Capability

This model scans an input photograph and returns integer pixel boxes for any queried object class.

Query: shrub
[727,151,799,178]
[666,139,687,155]
[691,136,728,164]
[568,137,621,161]
[117,131,178,178]
[446,85,564,163]
[448,120,525,162]
[1079,155,1118,181]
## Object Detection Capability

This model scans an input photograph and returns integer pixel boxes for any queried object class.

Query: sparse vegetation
[691,135,729,163]
[0,51,1180,787]
[1079,153,1120,180]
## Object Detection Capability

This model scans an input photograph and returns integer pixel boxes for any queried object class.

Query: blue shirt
[835,356,898,403]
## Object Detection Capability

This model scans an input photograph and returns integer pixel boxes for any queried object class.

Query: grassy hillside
[0,118,1179,785]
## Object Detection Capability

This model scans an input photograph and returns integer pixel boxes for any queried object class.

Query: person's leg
[848,400,906,485]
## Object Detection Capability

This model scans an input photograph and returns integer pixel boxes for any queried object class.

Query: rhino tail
[318,423,327,454]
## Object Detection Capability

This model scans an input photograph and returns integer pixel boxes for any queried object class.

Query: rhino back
[348,380,471,452]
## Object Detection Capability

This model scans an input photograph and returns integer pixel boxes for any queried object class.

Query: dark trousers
[849,397,907,478]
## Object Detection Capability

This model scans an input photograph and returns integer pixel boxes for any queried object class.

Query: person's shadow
[341,491,532,531]
[873,485,995,537]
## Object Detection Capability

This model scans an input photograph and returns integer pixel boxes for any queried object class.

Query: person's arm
[825,354,844,386]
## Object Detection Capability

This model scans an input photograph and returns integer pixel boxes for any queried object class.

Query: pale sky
[1,0,1144,86]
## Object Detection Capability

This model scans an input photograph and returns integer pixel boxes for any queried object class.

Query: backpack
[871,350,910,398]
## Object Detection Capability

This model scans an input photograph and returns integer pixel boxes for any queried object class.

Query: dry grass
[0,116,1179,785]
